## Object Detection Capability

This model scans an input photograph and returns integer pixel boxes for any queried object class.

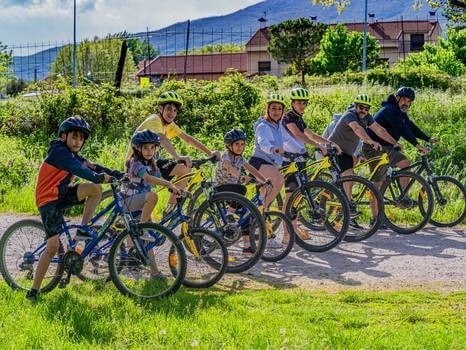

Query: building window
[258,61,271,73]
[410,34,425,51]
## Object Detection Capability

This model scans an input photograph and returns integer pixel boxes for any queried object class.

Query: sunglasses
[357,104,370,112]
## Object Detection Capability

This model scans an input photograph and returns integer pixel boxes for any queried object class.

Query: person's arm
[142,172,182,194]
[369,122,402,149]
[50,149,106,183]
[256,124,283,154]
[286,123,320,147]
[158,133,181,160]
[408,119,431,142]
[178,132,216,157]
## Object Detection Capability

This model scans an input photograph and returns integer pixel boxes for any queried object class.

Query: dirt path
[1,214,465,292]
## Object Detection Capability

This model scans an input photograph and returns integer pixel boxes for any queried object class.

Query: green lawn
[0,280,464,349]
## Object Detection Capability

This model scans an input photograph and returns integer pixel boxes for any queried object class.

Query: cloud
[1,0,99,12]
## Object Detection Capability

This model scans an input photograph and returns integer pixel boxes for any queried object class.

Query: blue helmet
[224,129,246,145]
[396,86,415,101]
[58,116,91,139]
[131,129,160,147]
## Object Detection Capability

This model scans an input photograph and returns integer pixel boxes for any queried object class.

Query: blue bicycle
[0,178,187,300]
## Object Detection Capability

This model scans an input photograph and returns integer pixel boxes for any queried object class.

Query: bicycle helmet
[224,129,246,145]
[58,116,91,139]
[157,91,183,107]
[353,94,372,107]
[290,87,310,101]
[395,86,415,101]
[131,129,160,147]
[266,93,287,108]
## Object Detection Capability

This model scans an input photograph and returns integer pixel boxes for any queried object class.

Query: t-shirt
[122,158,161,196]
[329,108,374,155]
[282,109,308,153]
[127,114,183,157]
[214,151,245,186]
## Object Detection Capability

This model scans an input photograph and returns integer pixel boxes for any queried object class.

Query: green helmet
[157,91,183,107]
[290,87,310,101]
[266,93,287,108]
[353,94,372,107]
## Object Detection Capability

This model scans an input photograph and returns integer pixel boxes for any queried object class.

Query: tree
[311,0,465,25]
[268,18,328,84]
[312,24,380,74]
[0,42,13,92]
[112,31,158,66]
[180,43,245,55]
[51,38,136,85]
[439,27,466,64]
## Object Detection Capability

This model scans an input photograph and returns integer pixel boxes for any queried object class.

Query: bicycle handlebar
[190,155,218,169]
[282,151,311,161]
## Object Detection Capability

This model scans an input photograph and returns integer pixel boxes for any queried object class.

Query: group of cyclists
[25,85,438,301]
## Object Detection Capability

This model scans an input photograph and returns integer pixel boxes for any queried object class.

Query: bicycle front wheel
[381,171,434,234]
[261,211,295,262]
[338,175,384,242]
[424,175,466,227]
[173,228,228,288]
[0,219,64,293]
[285,180,350,252]
[192,191,266,273]
[108,223,186,300]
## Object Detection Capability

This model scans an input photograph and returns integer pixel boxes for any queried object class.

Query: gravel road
[1,214,464,292]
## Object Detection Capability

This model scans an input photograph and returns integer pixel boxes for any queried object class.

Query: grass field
[0,280,464,349]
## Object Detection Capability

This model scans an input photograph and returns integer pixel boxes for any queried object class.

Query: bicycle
[304,146,385,242]
[245,180,295,262]
[398,145,465,227]
[353,146,434,234]
[180,159,267,273]
[0,178,187,300]
[156,190,228,289]
[281,151,350,252]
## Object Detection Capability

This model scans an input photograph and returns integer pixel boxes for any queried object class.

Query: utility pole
[362,0,368,72]
[72,0,77,87]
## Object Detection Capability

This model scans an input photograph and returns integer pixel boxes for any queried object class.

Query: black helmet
[396,86,415,101]
[224,129,246,145]
[131,129,160,147]
[58,116,91,139]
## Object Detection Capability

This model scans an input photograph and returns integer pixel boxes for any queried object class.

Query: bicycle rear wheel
[108,223,186,300]
[261,211,294,262]
[423,175,466,227]
[0,219,64,293]
[171,228,227,288]
[381,171,434,234]
[285,180,350,252]
[338,175,384,242]
[192,191,266,273]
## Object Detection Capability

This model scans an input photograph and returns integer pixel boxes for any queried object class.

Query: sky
[1,0,261,47]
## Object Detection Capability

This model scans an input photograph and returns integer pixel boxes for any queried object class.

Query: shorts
[122,192,147,217]
[282,161,306,193]
[248,156,274,171]
[156,159,178,181]
[361,143,408,182]
[335,153,355,173]
[214,183,247,196]
[38,185,83,238]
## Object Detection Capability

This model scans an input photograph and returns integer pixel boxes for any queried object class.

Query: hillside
[13,0,443,81]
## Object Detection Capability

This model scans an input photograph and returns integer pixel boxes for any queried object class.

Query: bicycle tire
[261,210,295,262]
[108,222,186,300]
[192,191,266,273]
[0,219,64,293]
[171,228,228,288]
[423,175,466,227]
[337,175,384,242]
[381,171,434,234]
[285,180,350,252]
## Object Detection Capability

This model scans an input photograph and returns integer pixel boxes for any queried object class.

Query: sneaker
[349,219,364,230]
[76,228,93,241]
[242,246,256,254]
[26,288,39,302]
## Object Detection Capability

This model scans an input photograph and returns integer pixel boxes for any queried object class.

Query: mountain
[13,0,443,81]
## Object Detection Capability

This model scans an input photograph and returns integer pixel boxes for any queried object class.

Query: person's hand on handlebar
[169,184,184,197]
[178,155,192,168]
[210,150,221,161]
[416,144,429,155]
[369,140,382,151]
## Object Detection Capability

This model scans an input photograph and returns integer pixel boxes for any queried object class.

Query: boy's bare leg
[140,192,160,277]
[31,235,60,290]
[77,183,102,225]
